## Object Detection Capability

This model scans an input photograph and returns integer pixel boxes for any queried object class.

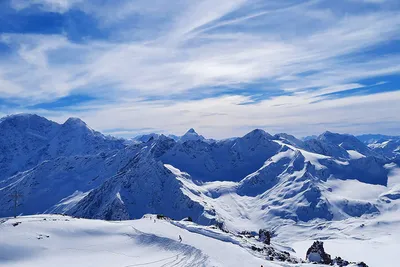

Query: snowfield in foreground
[1,214,399,267]
[0,215,266,267]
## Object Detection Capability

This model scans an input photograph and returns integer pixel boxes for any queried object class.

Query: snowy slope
[369,140,400,160]
[175,145,389,229]
[66,138,391,227]
[0,214,378,267]
[357,134,399,144]
[356,134,400,162]
[303,131,385,160]
[68,148,210,222]
[0,143,143,217]
[0,114,59,181]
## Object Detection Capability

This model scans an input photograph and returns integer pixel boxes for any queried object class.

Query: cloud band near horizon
[0,0,399,138]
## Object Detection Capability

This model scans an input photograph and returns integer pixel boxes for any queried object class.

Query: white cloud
[1,0,400,136]
[11,0,83,13]
[29,89,399,138]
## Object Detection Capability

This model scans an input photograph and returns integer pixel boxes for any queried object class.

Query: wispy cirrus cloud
[0,0,399,137]
[10,0,83,13]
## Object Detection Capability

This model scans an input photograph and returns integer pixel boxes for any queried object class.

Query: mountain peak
[134,133,160,143]
[0,113,59,137]
[243,129,272,139]
[322,130,334,135]
[64,117,87,126]
[60,117,97,136]
[318,131,356,142]
[63,117,97,132]
[180,128,205,142]
[186,128,197,134]
[316,131,384,159]
[318,131,336,138]
[0,113,48,124]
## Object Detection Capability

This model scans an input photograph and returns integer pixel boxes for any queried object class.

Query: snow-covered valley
[0,114,399,266]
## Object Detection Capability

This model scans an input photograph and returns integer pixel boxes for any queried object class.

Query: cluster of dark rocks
[238,230,256,238]
[237,229,272,243]
[241,228,300,263]
[250,245,300,263]
[37,234,50,240]
[306,241,369,267]
[230,226,369,266]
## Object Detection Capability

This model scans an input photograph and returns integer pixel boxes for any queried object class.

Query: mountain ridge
[0,113,398,232]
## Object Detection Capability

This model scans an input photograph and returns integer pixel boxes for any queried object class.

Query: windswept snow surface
[0,215,275,267]
[0,215,381,267]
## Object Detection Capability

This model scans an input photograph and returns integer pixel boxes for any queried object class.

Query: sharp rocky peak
[185,128,198,135]
[180,128,205,142]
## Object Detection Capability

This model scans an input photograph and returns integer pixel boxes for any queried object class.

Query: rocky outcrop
[250,245,299,263]
[306,241,332,264]
[306,241,369,267]
[258,229,271,245]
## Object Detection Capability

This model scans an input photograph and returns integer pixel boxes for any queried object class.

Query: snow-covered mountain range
[0,114,125,182]
[0,114,399,231]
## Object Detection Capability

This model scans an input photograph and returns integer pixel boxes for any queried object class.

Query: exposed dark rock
[259,229,271,245]
[215,221,229,233]
[156,214,170,220]
[250,244,299,263]
[306,241,332,264]
[11,222,21,227]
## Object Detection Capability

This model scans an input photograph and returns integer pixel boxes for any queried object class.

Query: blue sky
[0,0,399,138]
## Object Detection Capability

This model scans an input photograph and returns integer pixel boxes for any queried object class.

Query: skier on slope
[179,235,182,242]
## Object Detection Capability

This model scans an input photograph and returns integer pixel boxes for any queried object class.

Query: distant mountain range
[0,114,399,232]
